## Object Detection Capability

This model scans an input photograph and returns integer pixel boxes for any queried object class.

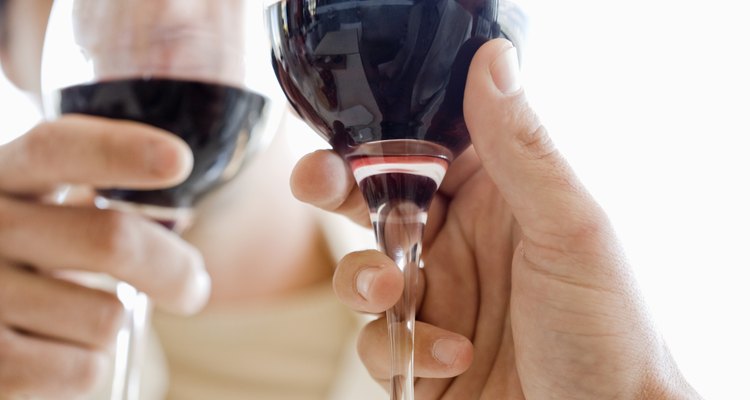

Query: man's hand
[291,39,701,399]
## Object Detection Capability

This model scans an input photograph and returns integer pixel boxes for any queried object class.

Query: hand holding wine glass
[0,115,210,398]
[39,0,276,398]
[265,1,520,398]
[46,0,272,229]
[291,39,704,399]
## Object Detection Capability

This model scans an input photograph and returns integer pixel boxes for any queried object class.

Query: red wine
[59,78,267,208]
[267,0,510,160]
[352,155,447,211]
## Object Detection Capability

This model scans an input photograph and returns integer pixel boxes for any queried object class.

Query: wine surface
[351,154,447,210]
[59,78,267,208]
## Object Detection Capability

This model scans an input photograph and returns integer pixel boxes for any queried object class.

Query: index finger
[0,198,210,315]
[0,115,193,196]
[290,149,370,227]
[465,40,609,242]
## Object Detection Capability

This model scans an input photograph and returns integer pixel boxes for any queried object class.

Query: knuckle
[89,291,125,347]
[0,265,19,321]
[0,329,20,392]
[513,120,557,163]
[0,198,15,232]
[557,204,614,252]
[506,103,557,163]
[0,328,106,398]
[92,132,120,175]
[73,352,107,394]
[567,212,610,245]
[21,122,57,167]
[90,210,140,271]
[0,326,14,359]
[523,209,617,270]
[25,121,54,146]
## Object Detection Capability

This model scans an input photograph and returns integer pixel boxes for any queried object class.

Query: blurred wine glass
[41,1,282,398]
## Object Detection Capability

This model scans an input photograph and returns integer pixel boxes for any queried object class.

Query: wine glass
[41,0,283,398]
[265,1,524,398]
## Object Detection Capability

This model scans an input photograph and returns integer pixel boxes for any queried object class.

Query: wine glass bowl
[266,0,512,159]
[58,77,267,229]
[44,0,277,230]
[266,1,519,399]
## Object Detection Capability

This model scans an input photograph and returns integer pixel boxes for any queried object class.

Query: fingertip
[334,250,402,313]
[414,328,474,378]
[357,320,475,381]
[473,38,516,69]
[181,266,212,315]
[355,263,403,310]
[431,335,474,374]
[148,133,194,185]
[164,248,212,315]
[290,150,354,210]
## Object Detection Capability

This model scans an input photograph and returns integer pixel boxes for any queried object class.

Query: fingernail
[490,45,521,94]
[433,338,462,366]
[355,267,379,300]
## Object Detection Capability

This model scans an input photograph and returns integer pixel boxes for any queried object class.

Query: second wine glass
[265,1,522,399]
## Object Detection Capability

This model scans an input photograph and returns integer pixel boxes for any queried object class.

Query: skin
[0,2,704,398]
[73,0,248,85]
[0,1,333,397]
[0,0,51,98]
[290,39,704,399]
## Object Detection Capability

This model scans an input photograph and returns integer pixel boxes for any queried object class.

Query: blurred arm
[0,0,53,98]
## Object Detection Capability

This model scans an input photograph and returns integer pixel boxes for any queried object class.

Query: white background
[520,1,750,399]
[1,0,748,398]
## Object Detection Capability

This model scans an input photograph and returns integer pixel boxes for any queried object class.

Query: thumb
[465,39,608,248]
[467,45,671,400]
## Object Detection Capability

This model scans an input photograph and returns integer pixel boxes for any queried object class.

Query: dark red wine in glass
[59,78,268,229]
[265,1,522,398]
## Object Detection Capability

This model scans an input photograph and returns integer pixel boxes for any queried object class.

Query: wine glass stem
[95,197,192,400]
[111,283,151,400]
[371,201,425,400]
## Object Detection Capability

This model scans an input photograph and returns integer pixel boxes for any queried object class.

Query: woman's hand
[0,115,209,398]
